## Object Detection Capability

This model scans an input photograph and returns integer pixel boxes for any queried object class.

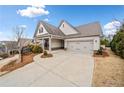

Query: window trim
[39,27,43,33]
[63,23,64,28]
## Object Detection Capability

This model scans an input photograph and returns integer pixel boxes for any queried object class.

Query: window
[39,27,43,33]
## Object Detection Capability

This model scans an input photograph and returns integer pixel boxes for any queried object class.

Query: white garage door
[67,41,93,54]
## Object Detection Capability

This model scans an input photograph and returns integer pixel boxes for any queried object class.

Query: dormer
[36,23,48,36]
[59,20,78,35]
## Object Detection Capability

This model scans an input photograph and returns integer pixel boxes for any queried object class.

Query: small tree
[12,25,27,63]
[110,24,124,58]
[100,38,110,47]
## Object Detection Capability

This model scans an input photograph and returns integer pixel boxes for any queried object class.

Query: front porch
[36,36,64,52]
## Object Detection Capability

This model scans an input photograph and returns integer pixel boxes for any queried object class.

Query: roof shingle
[40,21,65,36]
[34,20,103,38]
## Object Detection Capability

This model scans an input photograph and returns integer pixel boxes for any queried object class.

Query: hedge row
[110,29,124,59]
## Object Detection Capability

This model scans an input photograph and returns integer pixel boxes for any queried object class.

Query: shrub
[28,44,34,52]
[43,50,48,56]
[100,38,110,47]
[32,45,43,53]
[0,53,9,59]
[41,50,53,58]
[121,50,124,58]
[96,47,103,55]
[110,25,124,59]
[10,50,19,55]
[13,50,19,54]
[10,51,13,55]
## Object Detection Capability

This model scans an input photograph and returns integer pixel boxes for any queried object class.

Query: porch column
[49,37,51,52]
[41,38,44,51]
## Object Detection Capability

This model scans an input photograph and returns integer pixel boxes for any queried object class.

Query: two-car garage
[66,40,94,55]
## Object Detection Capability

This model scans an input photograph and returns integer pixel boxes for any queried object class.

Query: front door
[44,39,49,50]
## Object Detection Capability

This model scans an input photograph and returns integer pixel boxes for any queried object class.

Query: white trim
[36,23,48,36]
[65,36,100,50]
[49,37,51,52]
[59,21,78,35]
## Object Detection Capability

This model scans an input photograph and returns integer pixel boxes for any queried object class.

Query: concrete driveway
[0,50,94,87]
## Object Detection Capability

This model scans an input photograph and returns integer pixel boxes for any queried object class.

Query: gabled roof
[58,20,80,34]
[34,21,41,38]
[34,21,65,37]
[76,21,103,36]
[34,20,103,38]
[65,21,103,38]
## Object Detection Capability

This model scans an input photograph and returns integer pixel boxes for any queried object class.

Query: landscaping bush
[96,47,103,55]
[41,50,53,58]
[110,25,124,59]
[0,53,9,59]
[28,44,34,52]
[43,50,48,56]
[122,50,124,58]
[13,50,19,54]
[10,50,19,55]
[100,38,110,47]
[32,45,43,53]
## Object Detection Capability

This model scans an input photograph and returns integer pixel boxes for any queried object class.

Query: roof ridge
[40,20,65,36]
[40,21,58,28]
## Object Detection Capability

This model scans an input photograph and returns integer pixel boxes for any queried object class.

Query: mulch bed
[41,54,53,58]
[93,51,109,57]
[0,53,36,72]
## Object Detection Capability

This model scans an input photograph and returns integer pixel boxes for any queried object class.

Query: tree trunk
[16,49,21,63]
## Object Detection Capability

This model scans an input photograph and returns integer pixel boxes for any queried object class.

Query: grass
[92,48,124,87]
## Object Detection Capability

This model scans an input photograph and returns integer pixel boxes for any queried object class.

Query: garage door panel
[67,41,93,54]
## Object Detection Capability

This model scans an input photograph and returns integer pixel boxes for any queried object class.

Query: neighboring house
[0,38,32,55]
[33,20,103,54]
[0,41,18,54]
[0,42,6,54]
[18,38,33,48]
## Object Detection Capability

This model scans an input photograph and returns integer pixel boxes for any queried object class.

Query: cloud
[44,18,49,22]
[17,6,49,18]
[104,20,121,36]
[18,25,27,29]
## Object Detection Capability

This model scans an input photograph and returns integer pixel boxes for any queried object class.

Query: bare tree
[12,25,27,63]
